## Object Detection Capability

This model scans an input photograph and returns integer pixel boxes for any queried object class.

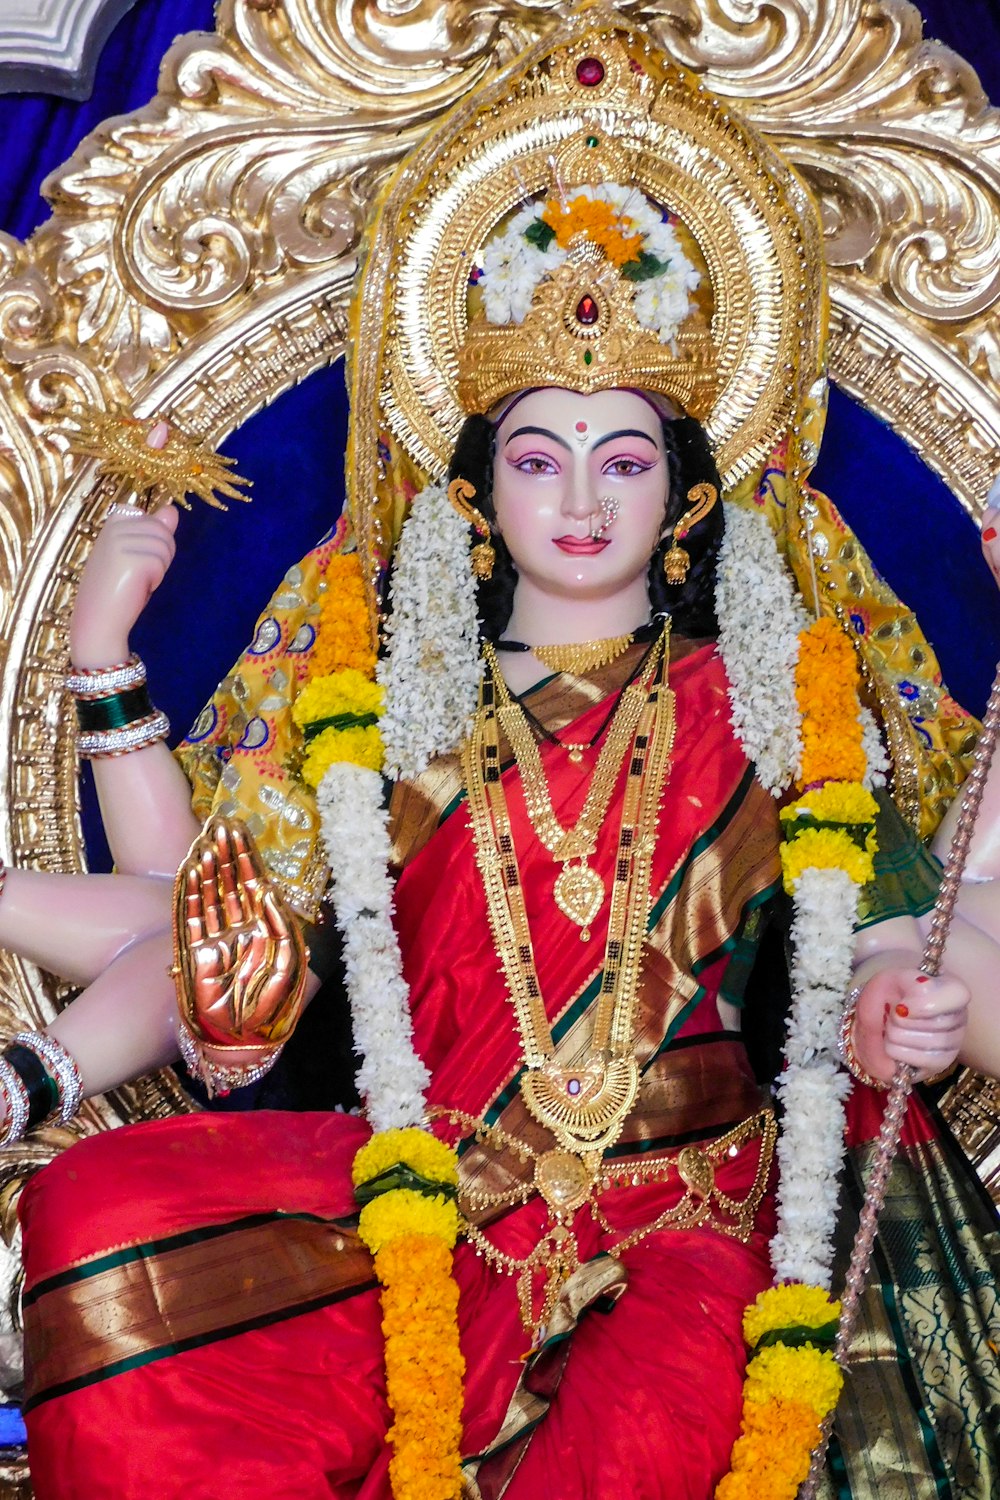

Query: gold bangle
[838,985,890,1091]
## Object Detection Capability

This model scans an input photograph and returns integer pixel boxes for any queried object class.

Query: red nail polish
[895,1003,909,1018]
[984,527,997,541]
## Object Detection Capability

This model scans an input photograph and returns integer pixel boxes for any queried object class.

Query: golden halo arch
[1,2,1000,1483]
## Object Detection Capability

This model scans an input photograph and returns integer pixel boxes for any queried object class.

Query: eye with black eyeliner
[602,457,657,477]
[510,452,561,475]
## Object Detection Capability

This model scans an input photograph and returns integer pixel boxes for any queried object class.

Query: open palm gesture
[173,818,308,1049]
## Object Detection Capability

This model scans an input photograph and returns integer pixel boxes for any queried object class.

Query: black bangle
[3,1044,59,1129]
[75,685,155,734]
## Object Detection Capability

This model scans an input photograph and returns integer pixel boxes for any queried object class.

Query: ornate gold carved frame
[0,1,999,1484]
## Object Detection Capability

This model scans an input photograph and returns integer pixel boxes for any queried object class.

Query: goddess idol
[2,10,1000,1500]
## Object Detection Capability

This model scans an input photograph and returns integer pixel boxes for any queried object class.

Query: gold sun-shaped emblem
[66,406,252,510]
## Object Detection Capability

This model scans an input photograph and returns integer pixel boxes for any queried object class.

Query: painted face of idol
[492,388,669,618]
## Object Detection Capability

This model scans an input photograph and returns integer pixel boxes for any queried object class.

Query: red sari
[19,646,790,1499]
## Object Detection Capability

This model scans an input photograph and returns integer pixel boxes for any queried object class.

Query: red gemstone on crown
[576,295,599,326]
[576,57,605,87]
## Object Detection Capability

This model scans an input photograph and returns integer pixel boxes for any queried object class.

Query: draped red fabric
[22,647,780,1499]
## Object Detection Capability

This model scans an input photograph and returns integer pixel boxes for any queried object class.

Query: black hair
[447,406,725,643]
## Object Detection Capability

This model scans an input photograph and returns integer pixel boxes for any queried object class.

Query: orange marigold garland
[718,615,876,1498]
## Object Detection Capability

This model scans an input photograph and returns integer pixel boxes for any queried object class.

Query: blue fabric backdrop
[1,0,999,870]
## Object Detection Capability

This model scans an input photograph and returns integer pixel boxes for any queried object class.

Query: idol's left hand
[851,967,969,1085]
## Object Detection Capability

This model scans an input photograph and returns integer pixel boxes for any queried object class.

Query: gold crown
[457,235,718,421]
[347,8,825,570]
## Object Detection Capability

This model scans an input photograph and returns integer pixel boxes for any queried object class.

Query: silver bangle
[11,1032,83,1124]
[65,654,147,697]
[177,1021,282,1100]
[78,709,170,759]
[0,1060,30,1147]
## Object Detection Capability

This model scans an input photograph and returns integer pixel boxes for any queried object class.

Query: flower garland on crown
[478,182,701,349]
[715,509,889,1499]
[293,534,476,1500]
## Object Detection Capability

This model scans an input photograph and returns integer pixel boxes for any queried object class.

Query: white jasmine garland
[715,504,808,794]
[860,705,889,789]
[379,484,483,781]
[771,865,860,1288]
[316,761,429,1133]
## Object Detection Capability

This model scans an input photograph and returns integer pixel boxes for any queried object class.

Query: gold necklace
[483,630,667,939]
[462,630,676,1166]
[532,634,634,675]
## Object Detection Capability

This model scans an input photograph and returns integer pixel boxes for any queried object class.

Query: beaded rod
[797,661,1000,1500]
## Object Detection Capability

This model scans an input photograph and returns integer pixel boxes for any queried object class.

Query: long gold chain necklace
[462,640,676,1334]
[462,630,676,1166]
[482,629,667,940]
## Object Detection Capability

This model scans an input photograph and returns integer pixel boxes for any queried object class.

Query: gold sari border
[23,1211,374,1411]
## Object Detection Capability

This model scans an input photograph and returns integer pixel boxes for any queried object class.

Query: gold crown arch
[349,19,826,572]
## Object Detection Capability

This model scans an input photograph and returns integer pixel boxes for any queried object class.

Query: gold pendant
[553,858,604,938]
[534,1149,599,1214]
[522,1055,639,1154]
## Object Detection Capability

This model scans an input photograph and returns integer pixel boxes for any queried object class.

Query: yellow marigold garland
[742,1283,840,1347]
[300,556,466,1500]
[719,615,871,1498]
[716,1287,843,1500]
[354,1126,460,1190]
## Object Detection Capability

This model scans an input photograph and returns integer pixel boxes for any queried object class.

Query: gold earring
[662,483,718,586]
[663,528,690,585]
[447,477,495,580]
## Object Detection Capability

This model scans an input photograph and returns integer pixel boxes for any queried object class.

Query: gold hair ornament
[447,477,495,579]
[66,405,251,511]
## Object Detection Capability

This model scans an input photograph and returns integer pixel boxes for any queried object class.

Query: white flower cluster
[316,761,430,1133]
[478,183,700,348]
[771,866,859,1288]
[715,504,808,794]
[860,705,889,789]
[378,484,483,781]
[481,202,564,325]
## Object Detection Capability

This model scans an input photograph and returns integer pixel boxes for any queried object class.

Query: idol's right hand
[69,503,179,670]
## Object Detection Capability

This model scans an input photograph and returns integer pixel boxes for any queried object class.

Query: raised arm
[69,503,200,877]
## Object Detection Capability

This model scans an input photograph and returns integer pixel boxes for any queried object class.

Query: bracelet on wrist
[0,1060,30,1148]
[78,710,170,759]
[65,654,146,697]
[838,984,891,1092]
[0,1032,83,1147]
[176,1021,283,1101]
[11,1031,83,1124]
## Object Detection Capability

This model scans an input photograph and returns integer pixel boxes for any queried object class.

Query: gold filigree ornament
[348,7,824,591]
[446,476,495,579]
[65,405,251,511]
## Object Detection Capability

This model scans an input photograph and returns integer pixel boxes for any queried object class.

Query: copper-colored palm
[172,818,308,1049]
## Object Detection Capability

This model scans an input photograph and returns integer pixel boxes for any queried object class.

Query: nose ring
[590,495,620,539]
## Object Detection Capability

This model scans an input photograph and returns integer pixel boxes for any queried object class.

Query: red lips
[553,535,611,555]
